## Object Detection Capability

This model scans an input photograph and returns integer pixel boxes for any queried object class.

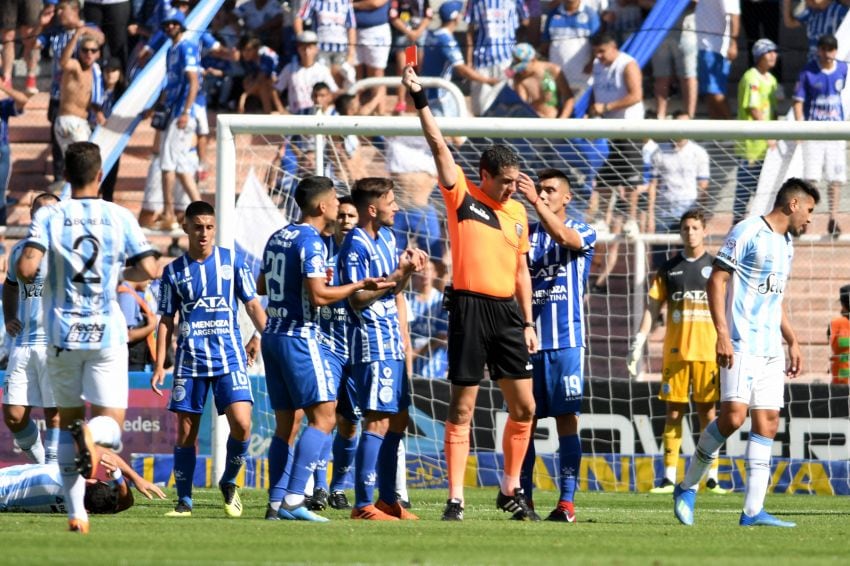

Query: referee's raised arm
[402,65,458,189]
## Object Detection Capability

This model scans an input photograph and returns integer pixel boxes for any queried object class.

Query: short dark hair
[64,142,102,187]
[185,200,216,219]
[590,31,617,47]
[351,177,394,209]
[335,94,356,115]
[312,82,331,95]
[773,177,820,208]
[84,481,119,514]
[238,33,262,50]
[840,284,850,311]
[31,192,59,215]
[537,168,571,189]
[679,208,707,228]
[338,194,354,207]
[57,0,81,11]
[294,175,335,211]
[818,34,838,50]
[479,144,520,178]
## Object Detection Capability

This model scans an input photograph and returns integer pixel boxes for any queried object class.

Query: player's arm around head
[401,65,457,188]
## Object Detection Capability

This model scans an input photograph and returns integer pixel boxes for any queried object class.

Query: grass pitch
[0,488,845,565]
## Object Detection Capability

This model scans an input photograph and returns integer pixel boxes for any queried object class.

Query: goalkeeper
[627,209,725,494]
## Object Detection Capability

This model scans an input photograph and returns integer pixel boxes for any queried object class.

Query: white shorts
[354,24,392,70]
[803,139,847,184]
[3,345,54,408]
[160,117,199,174]
[720,353,785,410]
[470,61,510,115]
[53,115,91,156]
[194,103,210,136]
[142,154,192,213]
[46,345,129,409]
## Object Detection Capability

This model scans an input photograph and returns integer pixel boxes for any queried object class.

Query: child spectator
[276,31,338,114]
[828,284,850,385]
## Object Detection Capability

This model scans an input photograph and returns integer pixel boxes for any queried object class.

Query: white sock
[269,500,281,512]
[664,465,677,483]
[88,416,122,450]
[500,474,519,496]
[304,474,314,498]
[707,466,719,482]
[743,433,773,517]
[395,440,409,501]
[58,431,88,522]
[682,420,726,490]
[14,420,45,464]
[283,493,306,508]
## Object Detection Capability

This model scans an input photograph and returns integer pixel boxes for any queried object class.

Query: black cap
[818,34,838,50]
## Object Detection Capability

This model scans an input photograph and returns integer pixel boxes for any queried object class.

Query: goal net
[218,114,850,495]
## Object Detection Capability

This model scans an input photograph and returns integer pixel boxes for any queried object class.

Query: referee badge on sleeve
[515,223,523,237]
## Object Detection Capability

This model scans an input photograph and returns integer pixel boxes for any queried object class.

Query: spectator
[352,0,393,113]
[276,31,338,114]
[733,38,778,225]
[1,80,30,227]
[783,0,849,63]
[233,0,284,50]
[98,57,128,203]
[650,3,697,118]
[828,284,850,385]
[420,1,499,117]
[607,0,643,45]
[510,43,575,119]
[117,279,157,372]
[793,33,847,238]
[466,0,529,115]
[83,0,132,70]
[296,0,357,90]
[406,260,448,379]
[237,34,284,113]
[389,0,432,81]
[541,0,601,100]
[695,0,740,119]
[1,0,43,93]
[54,30,103,162]
[292,81,337,175]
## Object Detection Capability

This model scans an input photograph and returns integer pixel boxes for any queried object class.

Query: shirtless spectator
[54,30,102,161]
[510,43,575,119]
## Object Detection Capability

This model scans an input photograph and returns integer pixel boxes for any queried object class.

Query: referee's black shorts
[447,291,532,385]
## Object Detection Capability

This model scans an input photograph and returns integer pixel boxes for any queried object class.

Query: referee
[403,66,539,522]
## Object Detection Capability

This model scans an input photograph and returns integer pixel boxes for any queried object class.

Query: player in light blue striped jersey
[673,178,819,528]
[152,201,267,520]
[516,169,596,523]
[339,177,426,520]
[259,178,391,522]
[4,193,60,466]
[17,141,160,534]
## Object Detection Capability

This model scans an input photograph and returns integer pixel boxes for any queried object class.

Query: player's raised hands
[401,65,423,93]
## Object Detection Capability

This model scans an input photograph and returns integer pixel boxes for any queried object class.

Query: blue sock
[559,434,581,503]
[354,431,383,508]
[286,426,330,497]
[45,427,60,464]
[314,433,332,491]
[219,436,249,486]
[173,445,196,507]
[520,436,536,501]
[268,435,289,504]
[377,431,402,505]
[330,433,358,492]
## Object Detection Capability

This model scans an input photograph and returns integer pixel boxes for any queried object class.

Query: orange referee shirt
[440,166,530,299]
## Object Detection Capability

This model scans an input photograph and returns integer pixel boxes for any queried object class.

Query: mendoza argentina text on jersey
[26,199,155,350]
[159,247,257,378]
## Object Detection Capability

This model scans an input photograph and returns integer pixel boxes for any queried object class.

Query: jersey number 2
[72,235,102,284]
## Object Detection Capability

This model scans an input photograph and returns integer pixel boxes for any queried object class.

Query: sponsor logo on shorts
[172,384,187,402]
[379,385,394,404]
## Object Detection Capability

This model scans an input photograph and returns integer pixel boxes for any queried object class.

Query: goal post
[214,114,850,494]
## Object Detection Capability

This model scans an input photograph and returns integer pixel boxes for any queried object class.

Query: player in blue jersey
[17,141,160,534]
[259,178,392,522]
[515,169,596,523]
[3,193,61,465]
[673,178,819,528]
[339,177,427,520]
[152,200,267,519]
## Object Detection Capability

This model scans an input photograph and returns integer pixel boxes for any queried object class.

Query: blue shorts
[169,372,254,415]
[262,334,338,411]
[531,347,584,418]
[327,351,360,423]
[351,359,410,414]
[697,50,730,96]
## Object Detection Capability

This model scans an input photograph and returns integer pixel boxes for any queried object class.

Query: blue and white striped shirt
[164,38,200,121]
[339,226,404,363]
[6,241,48,347]
[797,2,849,61]
[159,247,257,378]
[715,216,793,357]
[26,198,155,350]
[320,234,351,360]
[0,464,64,513]
[407,287,448,379]
[528,219,596,350]
[299,0,357,54]
[465,0,528,68]
[260,224,326,337]
[421,28,464,101]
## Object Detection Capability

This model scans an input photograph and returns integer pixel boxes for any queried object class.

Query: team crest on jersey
[310,255,324,271]
[180,321,191,337]
[379,385,394,403]
[672,309,681,324]
[220,265,233,280]
[321,306,332,320]
[701,266,712,279]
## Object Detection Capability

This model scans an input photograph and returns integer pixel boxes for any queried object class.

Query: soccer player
[259,177,392,521]
[403,66,540,522]
[627,210,726,495]
[0,444,166,514]
[339,177,426,520]
[3,193,61,465]
[673,178,818,528]
[151,201,267,519]
[17,141,159,534]
[515,169,596,523]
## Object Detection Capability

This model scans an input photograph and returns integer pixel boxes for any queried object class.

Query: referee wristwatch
[523,322,535,329]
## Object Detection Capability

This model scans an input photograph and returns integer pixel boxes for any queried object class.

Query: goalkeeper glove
[627,332,647,378]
